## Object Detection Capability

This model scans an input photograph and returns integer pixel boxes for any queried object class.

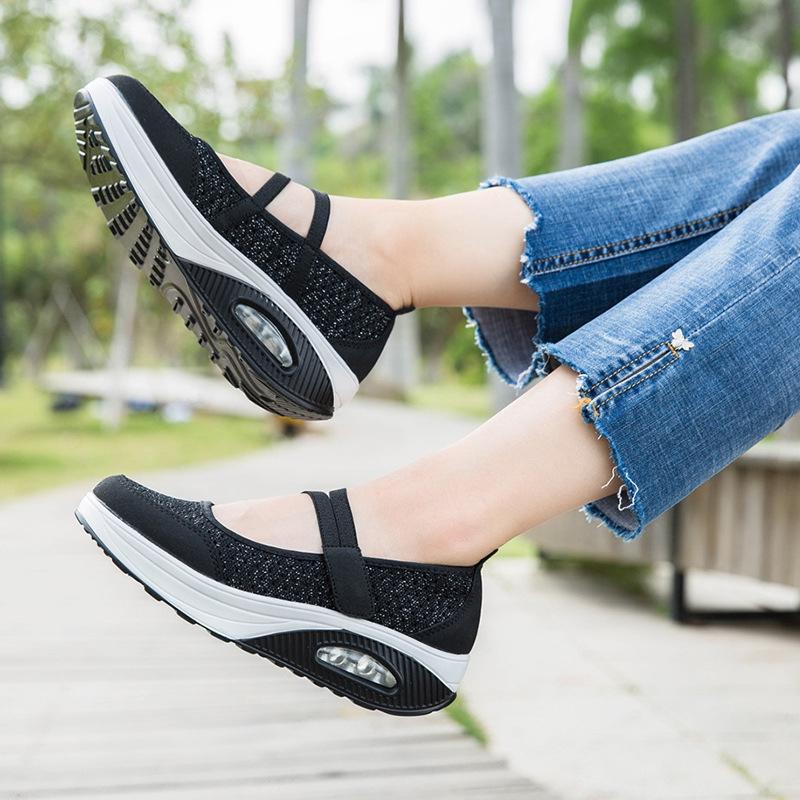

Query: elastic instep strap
[305,190,330,250]
[304,490,375,619]
[282,190,331,299]
[252,172,291,208]
[329,488,358,548]
[211,172,292,233]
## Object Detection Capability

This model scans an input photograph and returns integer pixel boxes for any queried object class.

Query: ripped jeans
[467,110,800,539]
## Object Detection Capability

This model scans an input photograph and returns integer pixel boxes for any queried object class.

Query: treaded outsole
[73,89,333,421]
[75,510,456,717]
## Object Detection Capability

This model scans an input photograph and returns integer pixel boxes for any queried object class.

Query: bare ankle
[347,479,491,567]
[217,152,413,311]
[212,494,322,554]
[327,196,415,311]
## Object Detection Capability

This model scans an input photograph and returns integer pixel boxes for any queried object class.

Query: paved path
[3,396,799,799]
[1,399,551,800]
[465,560,800,800]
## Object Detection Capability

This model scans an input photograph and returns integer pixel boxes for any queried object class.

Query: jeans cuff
[465,176,644,538]
[463,175,548,390]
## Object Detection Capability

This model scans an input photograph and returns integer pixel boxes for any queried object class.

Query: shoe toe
[92,475,216,577]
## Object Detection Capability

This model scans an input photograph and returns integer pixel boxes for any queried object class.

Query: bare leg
[214,155,605,565]
[221,154,537,312]
[214,366,622,566]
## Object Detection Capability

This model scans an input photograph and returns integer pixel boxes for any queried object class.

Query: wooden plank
[711,467,741,575]
[680,481,714,571]
[128,769,549,800]
[528,450,800,590]
[529,510,657,565]
[736,470,767,580]
[2,741,507,794]
[769,471,800,586]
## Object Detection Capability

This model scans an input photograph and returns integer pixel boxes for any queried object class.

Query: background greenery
[0,0,796,494]
[3,0,795,378]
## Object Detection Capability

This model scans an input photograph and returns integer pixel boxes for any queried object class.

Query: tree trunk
[674,0,698,141]
[557,37,585,170]
[484,0,521,177]
[368,0,420,398]
[484,0,521,411]
[102,260,139,429]
[286,0,311,184]
[390,0,411,200]
[779,0,795,110]
[0,165,6,388]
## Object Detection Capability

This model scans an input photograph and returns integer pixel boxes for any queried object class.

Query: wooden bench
[528,418,800,623]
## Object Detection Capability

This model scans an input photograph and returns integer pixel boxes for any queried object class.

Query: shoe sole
[75,492,466,716]
[74,78,359,420]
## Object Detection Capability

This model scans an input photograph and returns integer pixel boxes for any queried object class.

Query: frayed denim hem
[463,306,522,386]
[463,175,547,391]
[537,342,646,541]
[465,175,646,540]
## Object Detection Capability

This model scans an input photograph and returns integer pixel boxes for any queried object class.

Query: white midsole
[83,77,358,409]
[77,492,468,691]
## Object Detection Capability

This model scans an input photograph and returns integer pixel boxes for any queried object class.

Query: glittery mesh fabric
[226,216,302,287]
[300,258,394,342]
[124,481,475,637]
[192,140,241,220]
[189,140,394,344]
[366,563,474,632]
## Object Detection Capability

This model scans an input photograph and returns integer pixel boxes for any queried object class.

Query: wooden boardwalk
[1,471,554,799]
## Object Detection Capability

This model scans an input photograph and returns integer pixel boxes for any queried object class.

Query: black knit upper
[105,75,396,383]
[190,139,395,347]
[93,476,481,652]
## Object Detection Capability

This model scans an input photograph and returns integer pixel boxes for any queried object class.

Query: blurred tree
[285,0,311,184]
[373,0,421,397]
[2,0,792,393]
[485,0,522,410]
[484,0,521,177]
[390,0,411,200]
[411,51,483,195]
[777,0,797,109]
[0,0,228,376]
[674,0,699,139]
[579,0,772,140]
[558,0,592,168]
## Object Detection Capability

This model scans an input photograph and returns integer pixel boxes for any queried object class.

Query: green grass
[497,537,536,559]
[0,380,272,501]
[538,553,653,600]
[445,695,488,745]
[409,381,490,418]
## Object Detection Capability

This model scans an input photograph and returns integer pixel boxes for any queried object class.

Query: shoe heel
[74,88,333,420]
[242,629,458,716]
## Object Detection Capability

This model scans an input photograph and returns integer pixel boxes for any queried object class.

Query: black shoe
[76,476,487,716]
[74,76,402,420]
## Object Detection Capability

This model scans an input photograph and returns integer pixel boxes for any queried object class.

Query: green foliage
[0,0,227,364]
[443,322,490,386]
[576,0,774,138]
[0,0,794,387]
[411,51,483,195]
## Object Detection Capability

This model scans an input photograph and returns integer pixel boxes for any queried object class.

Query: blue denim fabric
[467,111,800,539]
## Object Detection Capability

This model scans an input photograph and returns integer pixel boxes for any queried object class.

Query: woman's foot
[211,487,483,567]
[219,154,412,312]
[76,475,487,716]
[74,75,402,420]
[75,74,540,421]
